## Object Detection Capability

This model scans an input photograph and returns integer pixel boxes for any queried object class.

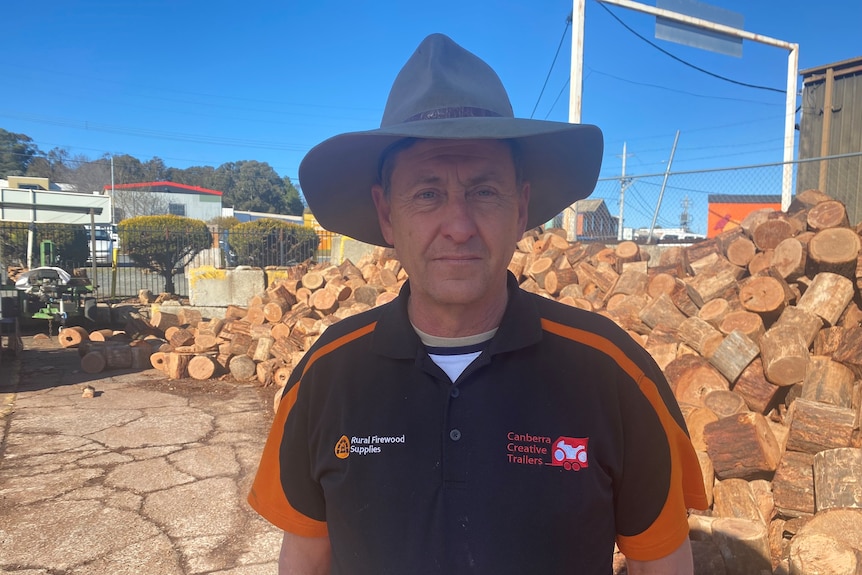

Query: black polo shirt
[249,274,707,574]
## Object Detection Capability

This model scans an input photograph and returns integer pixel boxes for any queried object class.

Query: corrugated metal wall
[797,57,862,225]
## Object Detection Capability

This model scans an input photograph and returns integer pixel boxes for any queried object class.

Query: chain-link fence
[580,152,861,242]
[0,223,336,299]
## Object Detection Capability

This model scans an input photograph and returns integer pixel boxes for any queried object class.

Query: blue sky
[2,1,860,233]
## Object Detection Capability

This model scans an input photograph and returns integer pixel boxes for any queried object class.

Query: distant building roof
[708,194,782,204]
[105,181,223,196]
[573,198,608,213]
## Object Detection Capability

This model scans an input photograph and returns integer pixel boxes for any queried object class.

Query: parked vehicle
[84,226,115,266]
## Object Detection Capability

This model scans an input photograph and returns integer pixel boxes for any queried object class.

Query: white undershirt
[413,325,497,382]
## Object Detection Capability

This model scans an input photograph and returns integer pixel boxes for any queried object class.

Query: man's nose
[440,193,477,242]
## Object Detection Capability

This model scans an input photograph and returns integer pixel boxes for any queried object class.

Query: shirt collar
[371,272,544,359]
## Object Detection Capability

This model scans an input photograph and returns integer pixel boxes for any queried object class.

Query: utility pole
[617,142,633,241]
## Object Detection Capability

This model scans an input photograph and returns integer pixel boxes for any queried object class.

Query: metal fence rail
[0,224,337,300]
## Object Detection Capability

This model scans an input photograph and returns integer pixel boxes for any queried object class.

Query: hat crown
[380,34,515,128]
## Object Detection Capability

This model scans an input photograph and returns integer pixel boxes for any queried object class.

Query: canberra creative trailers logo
[507,432,589,470]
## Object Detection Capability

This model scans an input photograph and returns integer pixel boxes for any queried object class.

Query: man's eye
[416,190,438,200]
[472,188,497,198]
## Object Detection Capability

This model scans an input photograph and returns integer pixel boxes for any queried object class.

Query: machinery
[12,241,97,332]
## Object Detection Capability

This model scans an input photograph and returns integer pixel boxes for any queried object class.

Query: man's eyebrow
[404,168,507,187]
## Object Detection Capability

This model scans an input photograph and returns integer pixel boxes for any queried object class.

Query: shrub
[119,215,211,293]
[229,219,320,267]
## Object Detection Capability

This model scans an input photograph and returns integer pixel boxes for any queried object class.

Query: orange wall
[707,201,781,238]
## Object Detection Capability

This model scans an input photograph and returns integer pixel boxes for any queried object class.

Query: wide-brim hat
[299,33,604,247]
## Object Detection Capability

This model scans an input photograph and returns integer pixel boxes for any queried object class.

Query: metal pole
[618,142,626,241]
[563,0,587,241]
[648,130,680,243]
[782,44,799,210]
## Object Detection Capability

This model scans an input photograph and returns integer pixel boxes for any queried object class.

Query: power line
[594,0,785,94]
[530,13,572,119]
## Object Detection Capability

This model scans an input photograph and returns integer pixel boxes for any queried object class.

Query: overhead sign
[656,0,744,57]
[0,188,112,225]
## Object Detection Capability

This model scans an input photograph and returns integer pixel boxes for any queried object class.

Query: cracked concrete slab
[0,336,282,573]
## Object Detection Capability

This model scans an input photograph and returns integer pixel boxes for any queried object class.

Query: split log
[609,269,647,297]
[678,316,724,358]
[255,358,281,386]
[771,237,807,281]
[188,355,219,381]
[169,328,196,348]
[832,326,862,378]
[814,326,845,356]
[773,450,815,518]
[88,328,114,342]
[773,306,824,348]
[150,351,168,371]
[713,478,764,523]
[309,289,338,315]
[150,311,180,332]
[787,516,861,574]
[739,275,787,320]
[719,310,765,344]
[786,399,856,454]
[613,241,640,272]
[807,227,861,278]
[229,355,256,381]
[796,272,854,326]
[129,341,152,369]
[301,270,325,291]
[711,517,772,575]
[671,358,730,406]
[802,356,855,408]
[679,404,718,451]
[647,272,677,299]
[104,344,132,369]
[177,308,203,327]
[752,215,795,251]
[704,412,781,480]
[697,298,730,328]
[788,188,831,214]
[224,305,247,320]
[685,266,744,308]
[813,448,862,511]
[726,237,757,267]
[244,305,266,326]
[274,365,293,387]
[165,352,190,380]
[251,336,275,362]
[703,390,749,418]
[760,327,809,386]
[80,351,106,374]
[748,250,774,276]
[732,358,782,415]
[639,293,687,331]
[708,330,759,384]
[807,199,850,231]
[228,333,253,356]
[193,333,219,352]
[59,326,89,348]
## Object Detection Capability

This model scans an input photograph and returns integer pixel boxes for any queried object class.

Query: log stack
[56,327,151,375]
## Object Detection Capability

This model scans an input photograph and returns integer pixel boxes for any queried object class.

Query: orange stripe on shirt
[540,319,708,561]
[247,321,378,536]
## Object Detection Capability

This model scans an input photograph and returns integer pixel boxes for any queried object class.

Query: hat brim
[299,117,604,247]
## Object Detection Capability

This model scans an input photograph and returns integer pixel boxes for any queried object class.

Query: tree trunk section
[732,358,782,415]
[797,272,854,326]
[229,355,256,381]
[165,352,190,380]
[150,311,180,332]
[771,237,807,281]
[813,448,862,512]
[712,517,772,575]
[802,356,855,408]
[713,478,764,523]
[726,237,757,267]
[761,326,809,386]
[678,316,724,358]
[188,355,218,381]
[786,399,856,454]
[708,330,759,384]
[59,326,89,348]
[639,293,687,331]
[807,199,850,231]
[807,227,861,279]
[704,412,780,480]
[80,351,106,374]
[719,310,765,344]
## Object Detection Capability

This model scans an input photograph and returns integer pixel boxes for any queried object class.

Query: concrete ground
[0,334,283,574]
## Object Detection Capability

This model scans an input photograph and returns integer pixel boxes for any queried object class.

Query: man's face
[372,139,529,315]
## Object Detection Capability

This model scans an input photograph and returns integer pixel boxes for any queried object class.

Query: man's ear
[371,184,395,246]
[517,182,531,236]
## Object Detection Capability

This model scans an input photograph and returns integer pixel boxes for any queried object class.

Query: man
[249,34,708,574]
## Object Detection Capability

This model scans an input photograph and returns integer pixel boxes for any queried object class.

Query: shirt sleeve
[614,353,709,561]
[247,379,329,538]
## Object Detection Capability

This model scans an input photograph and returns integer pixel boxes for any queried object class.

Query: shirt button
[449,429,462,441]
[450,387,460,398]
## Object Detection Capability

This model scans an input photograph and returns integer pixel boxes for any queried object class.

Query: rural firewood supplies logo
[334,434,406,459]
[507,432,589,471]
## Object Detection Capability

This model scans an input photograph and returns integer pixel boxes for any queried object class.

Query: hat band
[403,106,503,123]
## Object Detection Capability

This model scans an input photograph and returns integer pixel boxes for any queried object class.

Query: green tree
[0,223,88,268]
[283,176,305,215]
[229,219,319,267]
[118,215,211,293]
[0,129,40,177]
